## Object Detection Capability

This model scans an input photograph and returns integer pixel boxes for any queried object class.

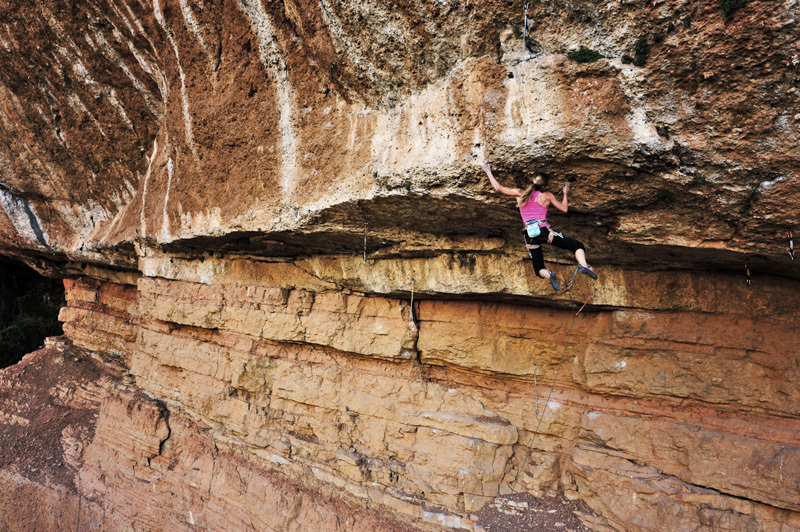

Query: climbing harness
[745,259,751,287]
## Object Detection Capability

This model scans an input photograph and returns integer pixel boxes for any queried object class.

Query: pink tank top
[519,191,550,227]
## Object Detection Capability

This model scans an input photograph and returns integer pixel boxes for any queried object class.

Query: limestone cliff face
[0,0,798,274]
[0,0,799,531]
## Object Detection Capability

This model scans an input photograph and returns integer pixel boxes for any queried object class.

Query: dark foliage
[656,189,675,205]
[567,46,603,63]
[720,0,743,17]
[633,36,650,67]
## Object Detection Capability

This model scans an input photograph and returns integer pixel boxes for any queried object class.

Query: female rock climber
[482,163,597,291]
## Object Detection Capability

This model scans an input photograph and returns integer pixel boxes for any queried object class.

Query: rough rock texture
[0,0,797,275]
[0,341,426,532]
[0,0,799,530]
[7,266,791,531]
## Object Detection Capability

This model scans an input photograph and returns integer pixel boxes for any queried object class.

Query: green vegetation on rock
[567,46,603,63]
[633,36,650,67]
[720,0,743,17]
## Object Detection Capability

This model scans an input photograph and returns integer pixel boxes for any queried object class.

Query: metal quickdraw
[563,266,580,291]
[745,260,751,287]
[788,229,795,261]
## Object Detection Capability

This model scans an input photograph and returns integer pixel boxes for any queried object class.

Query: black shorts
[523,226,584,273]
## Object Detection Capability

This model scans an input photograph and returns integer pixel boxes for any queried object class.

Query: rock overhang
[2,1,800,530]
[0,0,797,290]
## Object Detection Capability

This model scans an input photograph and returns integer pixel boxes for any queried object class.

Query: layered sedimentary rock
[0,0,799,530]
[14,260,791,531]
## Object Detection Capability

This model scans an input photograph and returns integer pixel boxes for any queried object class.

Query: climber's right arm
[482,163,523,197]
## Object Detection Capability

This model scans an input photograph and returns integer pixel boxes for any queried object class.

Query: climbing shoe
[579,265,598,280]
[549,272,561,291]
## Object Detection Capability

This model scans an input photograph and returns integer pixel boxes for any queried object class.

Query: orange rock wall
[47,271,800,531]
[0,0,799,529]
[0,342,423,532]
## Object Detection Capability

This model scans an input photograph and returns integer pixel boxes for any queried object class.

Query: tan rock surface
[0,0,796,277]
[0,0,799,530]
[0,344,440,532]
[21,276,798,530]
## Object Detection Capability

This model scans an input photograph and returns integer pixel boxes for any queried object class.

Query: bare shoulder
[541,191,557,203]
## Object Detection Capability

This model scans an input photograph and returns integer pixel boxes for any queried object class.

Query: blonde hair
[516,174,548,206]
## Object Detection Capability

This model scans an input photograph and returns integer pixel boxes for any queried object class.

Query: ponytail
[516,185,534,206]
[516,174,548,206]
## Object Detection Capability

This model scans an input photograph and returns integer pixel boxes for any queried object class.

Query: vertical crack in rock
[401,324,419,361]
[156,405,172,458]
[145,399,173,468]
[236,0,298,201]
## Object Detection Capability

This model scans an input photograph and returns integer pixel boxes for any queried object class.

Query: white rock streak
[105,0,138,38]
[106,88,137,133]
[39,3,144,134]
[154,0,199,162]
[180,0,216,71]
[125,40,169,112]
[141,139,159,235]
[93,28,160,118]
[66,93,105,137]
[236,0,298,200]
[0,25,10,52]
[123,0,149,36]
[161,156,174,240]
[759,175,788,190]
[317,0,383,88]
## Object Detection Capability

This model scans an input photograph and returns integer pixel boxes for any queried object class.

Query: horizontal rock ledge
[136,252,800,322]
